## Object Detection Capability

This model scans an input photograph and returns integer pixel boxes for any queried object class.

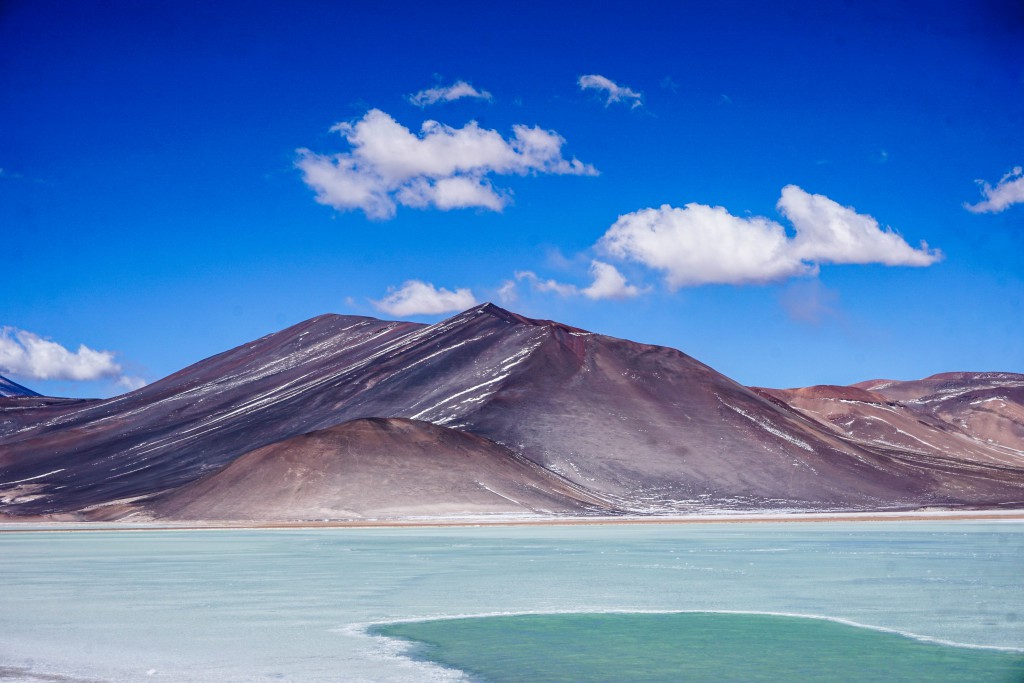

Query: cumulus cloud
[581,261,642,299]
[0,327,122,381]
[599,186,941,288]
[778,185,940,266]
[373,280,478,317]
[965,166,1024,214]
[578,74,643,108]
[297,109,596,219]
[408,80,493,107]
[516,261,642,300]
[600,203,807,287]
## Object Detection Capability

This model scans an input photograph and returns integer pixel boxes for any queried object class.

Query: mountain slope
[147,418,609,520]
[856,373,1024,457]
[1,305,1022,519]
[0,307,565,514]
[0,375,40,398]
[449,325,1023,511]
[762,375,1024,468]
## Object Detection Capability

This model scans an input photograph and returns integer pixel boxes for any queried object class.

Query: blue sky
[2,0,1022,398]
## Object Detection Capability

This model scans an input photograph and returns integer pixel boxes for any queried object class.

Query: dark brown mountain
[1,305,1021,520]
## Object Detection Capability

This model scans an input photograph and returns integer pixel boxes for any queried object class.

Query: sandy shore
[1,509,1022,533]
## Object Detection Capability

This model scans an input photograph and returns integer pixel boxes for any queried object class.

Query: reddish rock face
[1,305,1022,520]
[774,373,1024,470]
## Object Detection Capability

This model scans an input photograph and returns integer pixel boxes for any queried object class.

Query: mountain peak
[465,302,537,325]
[458,302,590,334]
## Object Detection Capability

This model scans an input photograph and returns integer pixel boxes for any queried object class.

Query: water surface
[0,521,1020,681]
[375,611,1024,682]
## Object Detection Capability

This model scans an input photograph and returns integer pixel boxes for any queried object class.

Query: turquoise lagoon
[376,611,1023,682]
[0,521,1022,681]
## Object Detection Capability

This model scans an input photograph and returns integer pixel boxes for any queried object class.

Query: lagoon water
[0,521,1022,682]
[375,612,1024,682]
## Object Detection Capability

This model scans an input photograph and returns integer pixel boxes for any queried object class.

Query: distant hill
[0,375,40,398]
[760,373,1024,469]
[1,304,1021,521]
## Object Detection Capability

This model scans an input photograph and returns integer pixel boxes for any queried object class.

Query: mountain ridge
[0,375,40,398]
[1,304,1021,520]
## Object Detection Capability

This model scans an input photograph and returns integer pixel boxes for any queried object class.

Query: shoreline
[1,508,1022,533]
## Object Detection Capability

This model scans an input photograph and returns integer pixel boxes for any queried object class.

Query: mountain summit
[1,305,1021,520]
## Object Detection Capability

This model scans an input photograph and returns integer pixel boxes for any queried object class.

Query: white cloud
[297,109,596,219]
[581,260,642,300]
[409,80,493,107]
[396,175,506,212]
[778,185,940,267]
[965,166,1024,214]
[516,261,642,301]
[578,74,643,108]
[373,280,477,317]
[599,186,941,288]
[600,203,808,288]
[516,270,579,297]
[0,327,122,381]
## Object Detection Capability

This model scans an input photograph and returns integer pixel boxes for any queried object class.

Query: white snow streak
[0,469,64,486]
[409,375,510,420]
[722,402,814,451]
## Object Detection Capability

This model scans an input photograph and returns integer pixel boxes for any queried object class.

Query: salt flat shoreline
[1,508,1022,533]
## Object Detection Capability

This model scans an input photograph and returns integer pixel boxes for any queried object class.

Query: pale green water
[376,612,1024,682]
[0,521,1021,681]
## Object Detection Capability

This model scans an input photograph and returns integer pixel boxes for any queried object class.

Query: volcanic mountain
[1,304,1021,520]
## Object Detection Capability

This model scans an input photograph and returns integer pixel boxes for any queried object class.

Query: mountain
[1,304,1021,520]
[148,418,607,521]
[758,374,1024,468]
[0,375,40,398]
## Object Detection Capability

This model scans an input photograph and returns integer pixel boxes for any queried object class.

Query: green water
[375,612,1024,682]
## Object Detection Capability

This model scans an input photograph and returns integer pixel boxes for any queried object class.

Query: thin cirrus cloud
[373,280,478,317]
[779,279,841,325]
[515,270,578,297]
[408,80,493,107]
[964,166,1024,214]
[599,185,942,288]
[578,74,643,108]
[516,260,642,301]
[0,326,145,389]
[297,109,597,220]
[495,279,518,304]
